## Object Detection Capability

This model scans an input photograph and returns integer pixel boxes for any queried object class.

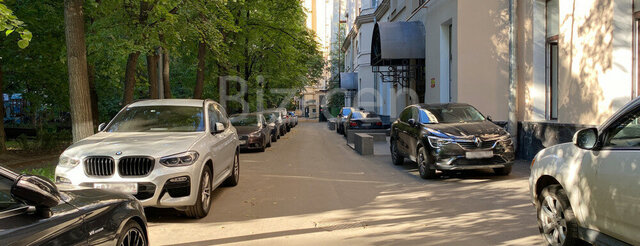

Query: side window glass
[605,112,640,147]
[214,104,229,128]
[208,105,219,132]
[399,108,411,122]
[411,107,419,121]
[0,175,19,212]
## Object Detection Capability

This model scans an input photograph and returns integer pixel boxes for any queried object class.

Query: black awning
[371,21,426,66]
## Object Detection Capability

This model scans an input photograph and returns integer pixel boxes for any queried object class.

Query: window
[106,106,205,132]
[214,104,229,127]
[0,175,21,213]
[372,0,378,8]
[208,105,220,131]
[605,111,640,148]
[399,107,413,122]
[546,0,559,120]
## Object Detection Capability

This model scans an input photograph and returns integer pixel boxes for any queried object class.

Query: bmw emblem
[116,151,123,155]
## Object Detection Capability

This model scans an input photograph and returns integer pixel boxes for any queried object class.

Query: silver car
[55,99,240,218]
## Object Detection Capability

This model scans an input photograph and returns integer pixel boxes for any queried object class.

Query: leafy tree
[0,0,31,48]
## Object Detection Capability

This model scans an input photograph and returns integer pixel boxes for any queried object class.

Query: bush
[21,166,55,182]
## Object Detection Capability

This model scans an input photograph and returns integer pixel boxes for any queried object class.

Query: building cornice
[355,13,375,28]
[341,27,356,52]
[374,0,390,21]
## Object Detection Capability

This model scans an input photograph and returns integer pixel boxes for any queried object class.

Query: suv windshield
[106,106,205,132]
[231,115,259,126]
[421,105,485,123]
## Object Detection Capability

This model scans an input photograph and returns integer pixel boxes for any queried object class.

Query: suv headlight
[427,136,454,149]
[249,131,261,137]
[58,155,81,168]
[160,151,199,167]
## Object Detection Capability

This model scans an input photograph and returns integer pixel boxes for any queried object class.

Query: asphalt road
[147,121,544,246]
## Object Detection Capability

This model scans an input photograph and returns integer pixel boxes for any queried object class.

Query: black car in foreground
[390,103,515,179]
[0,166,148,246]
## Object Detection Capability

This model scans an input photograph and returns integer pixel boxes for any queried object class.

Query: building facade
[303,0,345,117]
[342,0,639,159]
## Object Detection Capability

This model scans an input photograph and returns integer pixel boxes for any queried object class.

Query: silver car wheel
[233,153,239,182]
[540,195,567,246]
[201,171,211,211]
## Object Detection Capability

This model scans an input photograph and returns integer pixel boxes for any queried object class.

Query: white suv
[529,97,640,245]
[55,99,240,218]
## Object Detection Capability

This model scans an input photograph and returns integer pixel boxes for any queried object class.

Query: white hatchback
[55,99,240,218]
[529,97,640,245]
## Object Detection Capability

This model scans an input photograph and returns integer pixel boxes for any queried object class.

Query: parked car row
[230,108,298,152]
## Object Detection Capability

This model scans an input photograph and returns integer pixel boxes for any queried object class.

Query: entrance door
[440,21,453,103]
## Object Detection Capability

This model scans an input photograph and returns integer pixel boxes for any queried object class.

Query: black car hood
[424,121,508,139]
[235,126,260,136]
[58,185,134,210]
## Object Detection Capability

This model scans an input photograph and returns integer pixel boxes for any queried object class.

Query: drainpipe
[508,0,518,147]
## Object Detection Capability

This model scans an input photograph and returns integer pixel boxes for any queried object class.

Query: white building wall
[423,0,458,105]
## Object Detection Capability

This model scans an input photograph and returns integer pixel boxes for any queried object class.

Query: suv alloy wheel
[537,185,579,246]
[185,165,213,218]
[417,147,437,179]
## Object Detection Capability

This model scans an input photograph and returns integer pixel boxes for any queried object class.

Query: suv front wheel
[417,147,437,179]
[537,185,579,246]
[185,165,212,218]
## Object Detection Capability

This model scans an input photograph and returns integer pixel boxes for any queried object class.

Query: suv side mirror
[407,119,416,126]
[98,123,107,132]
[486,116,493,122]
[573,128,598,150]
[213,122,225,134]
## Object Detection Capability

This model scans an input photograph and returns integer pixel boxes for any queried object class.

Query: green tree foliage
[0,0,324,138]
[0,0,31,48]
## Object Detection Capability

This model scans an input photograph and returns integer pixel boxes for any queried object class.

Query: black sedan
[0,166,148,245]
[343,110,386,136]
[231,113,272,152]
[390,103,515,179]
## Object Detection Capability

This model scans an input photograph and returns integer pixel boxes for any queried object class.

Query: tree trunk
[162,50,171,98]
[193,41,206,99]
[123,52,140,105]
[0,58,6,152]
[64,0,94,142]
[88,62,99,129]
[147,53,159,99]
